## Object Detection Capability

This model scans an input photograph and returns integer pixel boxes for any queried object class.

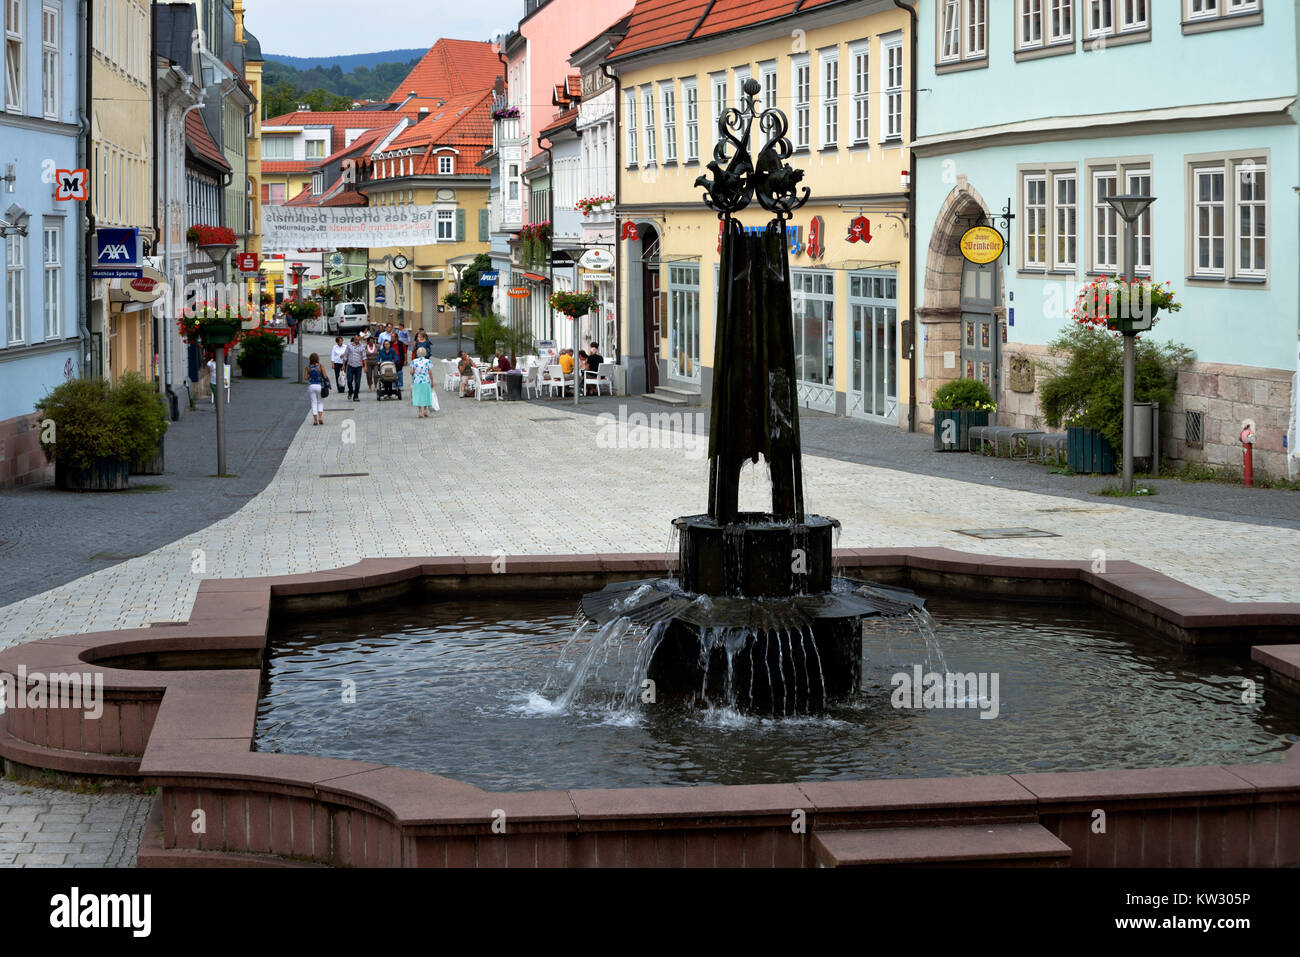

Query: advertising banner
[263,205,444,250]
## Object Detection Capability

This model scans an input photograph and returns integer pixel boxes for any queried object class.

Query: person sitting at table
[495,353,513,373]
[458,351,477,397]
[585,342,605,372]
[558,349,575,376]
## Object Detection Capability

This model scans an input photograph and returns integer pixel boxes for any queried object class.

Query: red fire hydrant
[1241,426,1255,487]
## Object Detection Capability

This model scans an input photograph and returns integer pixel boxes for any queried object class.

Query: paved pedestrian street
[2,377,1299,867]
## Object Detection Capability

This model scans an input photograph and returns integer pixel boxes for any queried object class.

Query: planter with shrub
[931,378,996,451]
[237,328,288,379]
[115,372,170,475]
[35,378,135,491]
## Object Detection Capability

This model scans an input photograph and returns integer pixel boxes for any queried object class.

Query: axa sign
[94,228,140,266]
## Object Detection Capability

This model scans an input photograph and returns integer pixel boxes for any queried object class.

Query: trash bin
[505,371,524,400]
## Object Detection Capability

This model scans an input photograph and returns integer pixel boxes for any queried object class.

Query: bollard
[1241,425,1255,487]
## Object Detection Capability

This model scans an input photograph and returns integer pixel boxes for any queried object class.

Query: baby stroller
[376,360,401,400]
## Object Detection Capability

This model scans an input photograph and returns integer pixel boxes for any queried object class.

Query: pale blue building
[912,0,1297,476]
[0,0,84,486]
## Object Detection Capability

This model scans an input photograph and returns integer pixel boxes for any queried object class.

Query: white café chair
[544,364,571,398]
[441,359,459,392]
[473,364,501,401]
[521,362,541,399]
[584,362,615,397]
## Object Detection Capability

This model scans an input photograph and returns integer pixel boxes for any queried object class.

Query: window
[268,183,286,204]
[760,61,776,113]
[1085,0,1112,36]
[43,221,60,339]
[660,81,676,163]
[1125,167,1152,274]
[1049,0,1073,42]
[5,232,24,344]
[438,155,453,174]
[821,50,838,148]
[850,41,869,144]
[733,66,749,111]
[1120,0,1148,32]
[791,270,834,389]
[710,72,727,145]
[41,4,57,119]
[305,139,326,160]
[1235,162,1266,278]
[624,90,637,165]
[642,87,656,165]
[1020,0,1043,47]
[683,78,698,161]
[1023,174,1048,269]
[940,0,987,64]
[263,136,292,160]
[436,208,454,242]
[5,0,23,112]
[1052,173,1077,269]
[940,0,961,59]
[1092,171,1118,271]
[508,163,519,201]
[666,263,700,383]
[1185,0,1260,22]
[790,56,809,149]
[1192,166,1226,277]
[883,36,903,142]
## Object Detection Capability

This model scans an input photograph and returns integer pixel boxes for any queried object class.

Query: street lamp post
[451,261,467,354]
[290,263,308,381]
[1104,193,1157,494]
[256,268,267,326]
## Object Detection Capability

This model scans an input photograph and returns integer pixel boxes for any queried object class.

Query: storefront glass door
[848,271,898,423]
[791,269,835,412]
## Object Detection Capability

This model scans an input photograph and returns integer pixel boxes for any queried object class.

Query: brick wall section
[993,346,1294,478]
[0,412,54,489]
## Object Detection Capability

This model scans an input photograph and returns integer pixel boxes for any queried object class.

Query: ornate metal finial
[695,78,810,221]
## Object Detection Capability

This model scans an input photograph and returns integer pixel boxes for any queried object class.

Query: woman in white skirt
[306,352,328,425]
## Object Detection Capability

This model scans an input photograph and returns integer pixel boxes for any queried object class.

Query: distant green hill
[261,53,423,118]
[264,49,427,71]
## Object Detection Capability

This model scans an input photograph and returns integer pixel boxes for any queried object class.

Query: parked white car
[328,301,369,336]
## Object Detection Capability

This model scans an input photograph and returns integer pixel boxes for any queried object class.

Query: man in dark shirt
[584,342,605,370]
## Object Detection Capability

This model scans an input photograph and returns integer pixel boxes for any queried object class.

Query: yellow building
[91,0,154,382]
[365,90,495,335]
[608,0,913,425]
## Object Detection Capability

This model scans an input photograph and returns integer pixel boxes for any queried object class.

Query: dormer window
[438,155,453,175]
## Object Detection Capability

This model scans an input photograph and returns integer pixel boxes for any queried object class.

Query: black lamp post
[1104,193,1157,494]
[452,261,467,354]
[290,263,308,381]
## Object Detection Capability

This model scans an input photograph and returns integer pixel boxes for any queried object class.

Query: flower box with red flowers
[185,224,238,247]
[1070,276,1181,335]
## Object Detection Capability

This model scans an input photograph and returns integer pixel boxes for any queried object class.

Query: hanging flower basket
[177,299,256,347]
[490,105,520,120]
[549,290,598,319]
[1071,276,1181,335]
[280,297,321,321]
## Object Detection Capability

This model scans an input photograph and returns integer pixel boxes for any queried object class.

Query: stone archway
[916,180,1004,431]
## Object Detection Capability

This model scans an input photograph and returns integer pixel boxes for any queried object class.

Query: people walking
[284,305,298,346]
[344,335,366,401]
[364,337,379,391]
[393,333,407,389]
[330,337,346,390]
[306,352,327,425]
[410,347,439,418]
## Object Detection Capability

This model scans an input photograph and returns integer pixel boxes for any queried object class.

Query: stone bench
[813,823,1072,868]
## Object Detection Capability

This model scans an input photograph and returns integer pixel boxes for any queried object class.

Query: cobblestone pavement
[1,333,1298,864]
[0,780,152,867]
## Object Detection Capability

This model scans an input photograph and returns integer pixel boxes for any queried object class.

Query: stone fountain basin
[2,549,1299,868]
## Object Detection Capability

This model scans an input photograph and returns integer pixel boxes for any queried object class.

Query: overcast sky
[244,0,524,57]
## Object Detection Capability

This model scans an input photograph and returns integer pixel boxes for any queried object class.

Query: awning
[819,259,901,271]
[521,272,549,282]
[303,266,367,291]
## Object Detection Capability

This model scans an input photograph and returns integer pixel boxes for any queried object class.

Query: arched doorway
[917,182,1005,428]
[641,225,660,391]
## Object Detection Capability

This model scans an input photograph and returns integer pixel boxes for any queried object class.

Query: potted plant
[36,378,133,491]
[1039,323,1193,474]
[185,224,238,266]
[176,300,253,348]
[114,372,170,475]
[490,105,520,120]
[1071,276,1181,335]
[519,221,552,270]
[931,378,996,451]
[237,328,288,379]
[549,290,599,319]
[281,297,321,323]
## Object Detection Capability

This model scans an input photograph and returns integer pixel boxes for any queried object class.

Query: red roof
[378,90,493,175]
[263,109,420,156]
[322,189,369,207]
[320,126,390,167]
[611,0,846,60]
[185,111,230,171]
[388,38,501,103]
[261,160,307,174]
[284,184,317,206]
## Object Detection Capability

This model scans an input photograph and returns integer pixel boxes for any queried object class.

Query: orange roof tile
[610,0,852,60]
[566,75,582,97]
[261,160,309,174]
[377,90,494,176]
[185,110,230,171]
[387,38,501,103]
[284,184,317,206]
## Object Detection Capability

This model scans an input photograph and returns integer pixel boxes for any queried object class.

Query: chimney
[417,107,429,122]
[396,90,419,109]
[297,103,311,112]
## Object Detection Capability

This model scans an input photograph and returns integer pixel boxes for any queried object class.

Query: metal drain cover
[319,472,370,478]
[954,527,1060,539]
[530,417,569,423]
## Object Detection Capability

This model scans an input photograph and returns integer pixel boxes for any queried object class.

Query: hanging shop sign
[123,266,168,303]
[54,169,89,202]
[806,216,825,259]
[959,225,1005,265]
[507,286,530,298]
[234,252,260,272]
[479,270,500,286]
[92,227,142,278]
[578,248,614,271]
[846,216,872,244]
[619,222,639,241]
